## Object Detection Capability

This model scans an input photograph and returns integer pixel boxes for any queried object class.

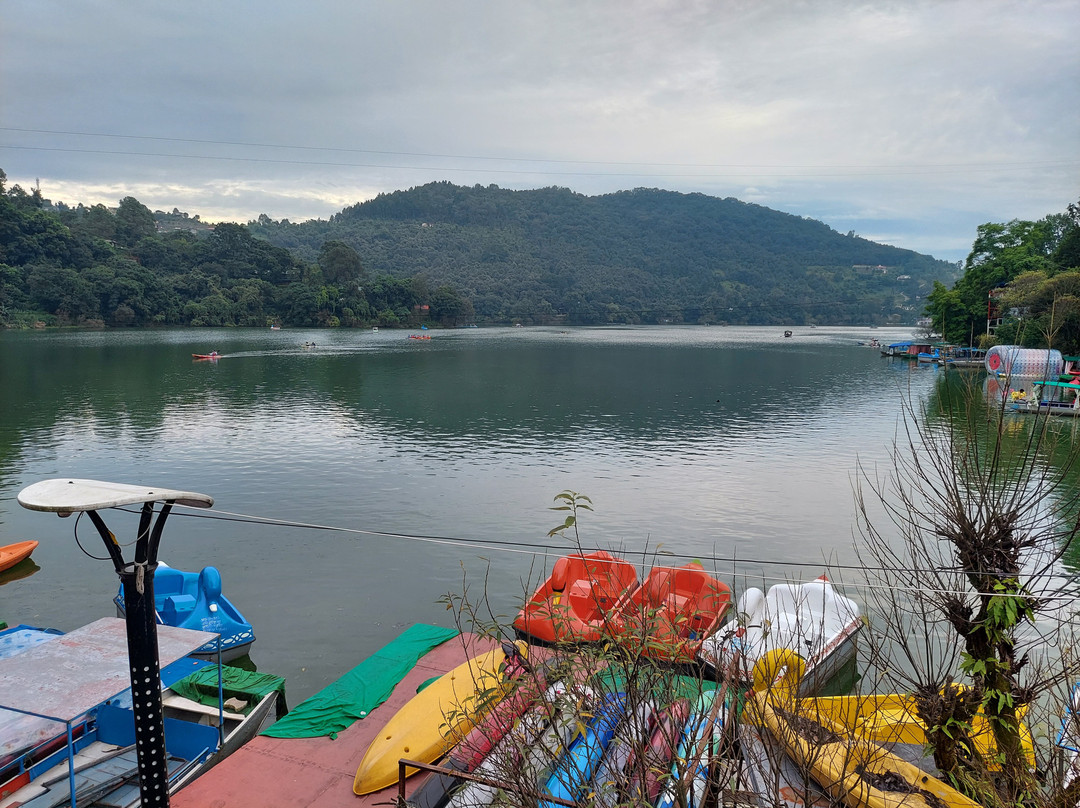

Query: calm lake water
[1,325,1074,702]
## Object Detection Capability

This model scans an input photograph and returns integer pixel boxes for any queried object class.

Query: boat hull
[113,563,256,663]
[606,562,732,664]
[0,620,282,807]
[1010,402,1080,417]
[0,541,38,573]
[806,691,1034,770]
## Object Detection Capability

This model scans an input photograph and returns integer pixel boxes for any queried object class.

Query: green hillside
[249,182,958,325]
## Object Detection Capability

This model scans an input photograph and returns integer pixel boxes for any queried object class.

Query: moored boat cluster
[0,480,1062,808]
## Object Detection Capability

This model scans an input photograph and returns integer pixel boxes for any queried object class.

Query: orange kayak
[0,541,38,573]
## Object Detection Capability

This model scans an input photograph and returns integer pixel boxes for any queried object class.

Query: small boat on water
[352,640,529,795]
[113,563,256,663]
[607,562,733,663]
[515,555,732,660]
[1006,379,1080,417]
[697,575,862,697]
[409,334,432,340]
[0,542,37,574]
[783,330,793,338]
[0,619,285,808]
[944,346,986,368]
[881,341,933,359]
[191,352,220,360]
[514,551,639,644]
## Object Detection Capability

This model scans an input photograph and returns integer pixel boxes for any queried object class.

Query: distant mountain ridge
[248,182,957,325]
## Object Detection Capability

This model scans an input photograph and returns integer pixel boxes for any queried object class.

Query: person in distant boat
[1010,388,1025,401]
[1027,384,1041,409]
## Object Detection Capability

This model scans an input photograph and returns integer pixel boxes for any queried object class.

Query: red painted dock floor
[173,632,499,808]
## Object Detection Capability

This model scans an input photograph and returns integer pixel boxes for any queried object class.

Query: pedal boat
[514,551,639,644]
[607,561,733,663]
[698,575,862,696]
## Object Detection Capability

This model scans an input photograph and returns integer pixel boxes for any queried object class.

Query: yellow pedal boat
[803,691,1034,770]
[352,640,527,795]
[752,695,981,808]
[749,651,982,808]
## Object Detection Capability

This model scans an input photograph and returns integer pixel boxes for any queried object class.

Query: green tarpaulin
[261,623,459,739]
[170,665,289,719]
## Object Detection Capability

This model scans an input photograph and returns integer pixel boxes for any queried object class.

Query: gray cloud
[2,0,1077,261]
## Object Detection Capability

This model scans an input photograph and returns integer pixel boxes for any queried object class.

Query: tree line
[0,169,473,329]
[2,171,960,330]
[926,201,1080,352]
[250,181,958,326]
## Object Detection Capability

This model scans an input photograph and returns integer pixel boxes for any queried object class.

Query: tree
[929,215,1074,345]
[317,240,366,287]
[1051,199,1080,272]
[76,204,118,242]
[429,284,473,326]
[115,197,156,247]
[855,378,1080,806]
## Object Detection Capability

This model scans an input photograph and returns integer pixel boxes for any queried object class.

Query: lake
[0,325,1049,702]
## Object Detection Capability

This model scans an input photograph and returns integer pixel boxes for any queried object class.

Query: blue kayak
[541,692,626,808]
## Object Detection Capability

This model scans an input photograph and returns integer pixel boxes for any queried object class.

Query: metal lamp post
[18,478,214,808]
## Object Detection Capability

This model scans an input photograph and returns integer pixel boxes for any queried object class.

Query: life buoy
[751,648,806,696]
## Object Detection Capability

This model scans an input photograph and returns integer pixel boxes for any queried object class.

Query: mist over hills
[248,182,957,325]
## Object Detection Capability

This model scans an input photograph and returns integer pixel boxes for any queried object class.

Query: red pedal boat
[514,551,639,644]
[607,561,733,663]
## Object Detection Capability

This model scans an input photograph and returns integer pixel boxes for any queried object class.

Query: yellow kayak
[353,641,527,795]
[752,693,981,808]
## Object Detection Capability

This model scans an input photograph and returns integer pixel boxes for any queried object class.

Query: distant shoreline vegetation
[2,171,960,329]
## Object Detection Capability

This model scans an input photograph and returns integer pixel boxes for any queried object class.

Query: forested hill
[249,182,957,325]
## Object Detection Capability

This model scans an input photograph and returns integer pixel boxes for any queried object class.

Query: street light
[17,478,214,807]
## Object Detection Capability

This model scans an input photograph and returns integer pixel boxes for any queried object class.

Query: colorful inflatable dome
[984,346,1063,379]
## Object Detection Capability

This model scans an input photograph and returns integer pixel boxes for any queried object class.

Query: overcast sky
[2,1,1077,263]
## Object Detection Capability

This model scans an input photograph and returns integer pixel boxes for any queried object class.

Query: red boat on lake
[514,551,639,644]
[607,561,733,663]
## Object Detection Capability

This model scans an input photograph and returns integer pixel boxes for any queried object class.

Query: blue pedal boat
[113,563,255,663]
